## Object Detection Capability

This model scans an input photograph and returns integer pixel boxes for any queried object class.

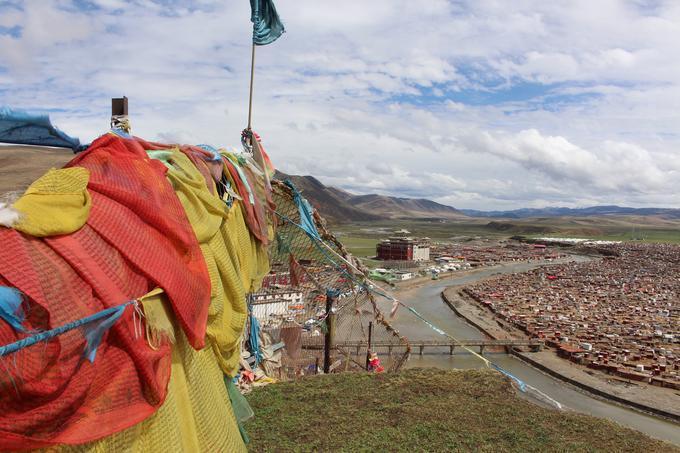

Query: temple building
[376,230,430,261]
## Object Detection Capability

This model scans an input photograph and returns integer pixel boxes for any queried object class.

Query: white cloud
[459,128,670,193]
[1,0,679,210]
[0,0,95,72]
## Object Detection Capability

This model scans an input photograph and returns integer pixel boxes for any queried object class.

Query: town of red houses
[464,243,679,389]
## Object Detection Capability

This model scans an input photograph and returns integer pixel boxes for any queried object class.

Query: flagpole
[247,42,256,131]
[247,0,284,133]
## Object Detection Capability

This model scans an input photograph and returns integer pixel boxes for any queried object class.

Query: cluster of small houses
[251,262,329,328]
[426,258,473,275]
[250,261,360,330]
[370,258,472,282]
[244,260,363,378]
[248,237,562,331]
[430,242,565,265]
[464,243,680,390]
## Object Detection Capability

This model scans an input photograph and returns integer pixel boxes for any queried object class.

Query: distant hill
[0,145,74,194]
[274,171,466,223]
[273,173,680,227]
[349,194,465,219]
[483,221,556,235]
[274,172,383,222]
[462,205,680,220]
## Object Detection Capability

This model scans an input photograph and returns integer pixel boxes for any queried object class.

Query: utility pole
[323,291,336,374]
[366,321,373,370]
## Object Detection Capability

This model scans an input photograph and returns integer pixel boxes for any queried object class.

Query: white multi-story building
[251,290,304,321]
[413,244,430,261]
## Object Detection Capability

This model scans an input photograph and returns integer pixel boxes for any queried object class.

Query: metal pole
[247,43,256,131]
[323,292,335,374]
[366,321,373,370]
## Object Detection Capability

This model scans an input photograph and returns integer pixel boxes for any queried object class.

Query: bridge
[303,339,543,355]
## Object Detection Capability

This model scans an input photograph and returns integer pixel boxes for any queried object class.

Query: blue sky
[1,0,679,209]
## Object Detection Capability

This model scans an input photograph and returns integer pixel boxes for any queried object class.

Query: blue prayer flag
[0,286,26,332]
[0,106,85,152]
[250,0,285,45]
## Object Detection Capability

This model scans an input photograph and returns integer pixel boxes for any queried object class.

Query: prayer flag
[250,0,285,45]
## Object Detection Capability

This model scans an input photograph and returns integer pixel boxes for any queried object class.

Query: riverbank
[391,267,482,291]
[245,368,678,452]
[390,255,586,292]
[442,288,680,423]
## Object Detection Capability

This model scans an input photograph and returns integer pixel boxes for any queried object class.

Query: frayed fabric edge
[0,203,20,228]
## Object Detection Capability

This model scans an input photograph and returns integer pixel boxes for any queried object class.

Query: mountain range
[275,172,465,222]
[275,172,680,223]
[461,206,680,220]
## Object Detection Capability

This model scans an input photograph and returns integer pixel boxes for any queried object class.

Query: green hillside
[245,368,677,452]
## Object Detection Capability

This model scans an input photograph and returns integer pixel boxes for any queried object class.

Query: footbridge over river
[304,339,544,356]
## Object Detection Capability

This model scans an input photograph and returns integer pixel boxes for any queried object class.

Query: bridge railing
[303,339,543,347]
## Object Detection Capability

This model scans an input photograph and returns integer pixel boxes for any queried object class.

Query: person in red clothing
[368,351,385,373]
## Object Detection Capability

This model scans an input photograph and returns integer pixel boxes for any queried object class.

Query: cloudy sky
[1,0,679,210]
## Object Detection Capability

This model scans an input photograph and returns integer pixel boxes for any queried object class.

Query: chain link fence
[243,180,410,380]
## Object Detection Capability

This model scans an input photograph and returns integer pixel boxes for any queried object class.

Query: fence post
[323,290,336,374]
[365,321,373,370]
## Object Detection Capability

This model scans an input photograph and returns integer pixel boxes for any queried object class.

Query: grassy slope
[336,236,380,258]
[245,368,677,452]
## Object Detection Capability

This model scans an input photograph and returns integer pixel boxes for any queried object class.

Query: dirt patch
[0,145,74,194]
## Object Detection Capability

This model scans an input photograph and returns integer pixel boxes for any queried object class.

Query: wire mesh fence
[244,180,410,380]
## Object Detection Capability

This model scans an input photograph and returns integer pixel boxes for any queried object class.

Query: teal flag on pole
[250,0,285,45]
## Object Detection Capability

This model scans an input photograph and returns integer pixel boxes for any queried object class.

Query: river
[381,260,680,445]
